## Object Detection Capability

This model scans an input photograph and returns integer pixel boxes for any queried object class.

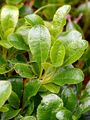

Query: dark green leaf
[23,79,41,107]
[61,88,77,111]
[1,107,20,120]
[8,91,20,109]
[11,78,23,99]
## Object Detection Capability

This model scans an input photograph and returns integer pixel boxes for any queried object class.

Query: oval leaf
[37,94,63,120]
[14,63,34,78]
[6,0,23,5]
[50,40,65,67]
[0,81,12,108]
[23,79,41,107]
[61,88,77,111]
[8,91,20,109]
[28,25,51,65]
[25,14,44,26]
[8,33,29,51]
[1,5,19,32]
[56,108,72,120]
[16,26,31,45]
[58,30,88,66]
[52,5,71,36]
[52,67,84,85]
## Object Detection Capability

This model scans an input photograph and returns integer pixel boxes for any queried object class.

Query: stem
[34,4,61,14]
[84,0,89,32]
[3,48,7,59]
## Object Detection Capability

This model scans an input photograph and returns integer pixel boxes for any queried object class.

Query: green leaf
[21,116,36,120]
[1,5,19,32]
[41,63,56,84]
[1,107,20,120]
[0,54,6,65]
[43,83,60,93]
[14,63,34,78]
[8,33,29,51]
[23,79,41,107]
[37,94,63,120]
[0,81,12,108]
[25,14,44,26]
[61,88,77,111]
[52,67,84,85]
[58,30,88,66]
[0,64,13,74]
[24,101,34,116]
[56,108,72,120]
[81,81,90,99]
[19,6,33,17]
[11,78,23,99]
[52,5,71,37]
[78,97,90,116]
[0,105,9,112]
[0,40,12,49]
[16,26,31,45]
[8,91,20,109]
[50,40,65,67]
[28,25,51,65]
[6,0,23,5]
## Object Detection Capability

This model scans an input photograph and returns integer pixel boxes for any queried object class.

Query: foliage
[0,0,90,120]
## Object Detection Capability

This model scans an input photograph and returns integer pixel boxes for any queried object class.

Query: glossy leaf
[1,107,20,120]
[58,30,88,66]
[52,67,84,85]
[81,81,90,99]
[37,94,63,120]
[0,81,12,108]
[25,14,44,26]
[43,83,60,93]
[11,78,23,99]
[0,40,12,49]
[23,79,41,107]
[1,5,19,32]
[78,97,90,115]
[16,26,31,45]
[6,0,23,5]
[0,105,9,112]
[50,40,65,67]
[8,91,20,109]
[8,33,29,51]
[25,101,34,116]
[14,63,34,78]
[52,5,71,36]
[61,88,77,111]
[21,116,36,120]
[0,54,6,65]
[28,25,51,65]
[56,108,72,120]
